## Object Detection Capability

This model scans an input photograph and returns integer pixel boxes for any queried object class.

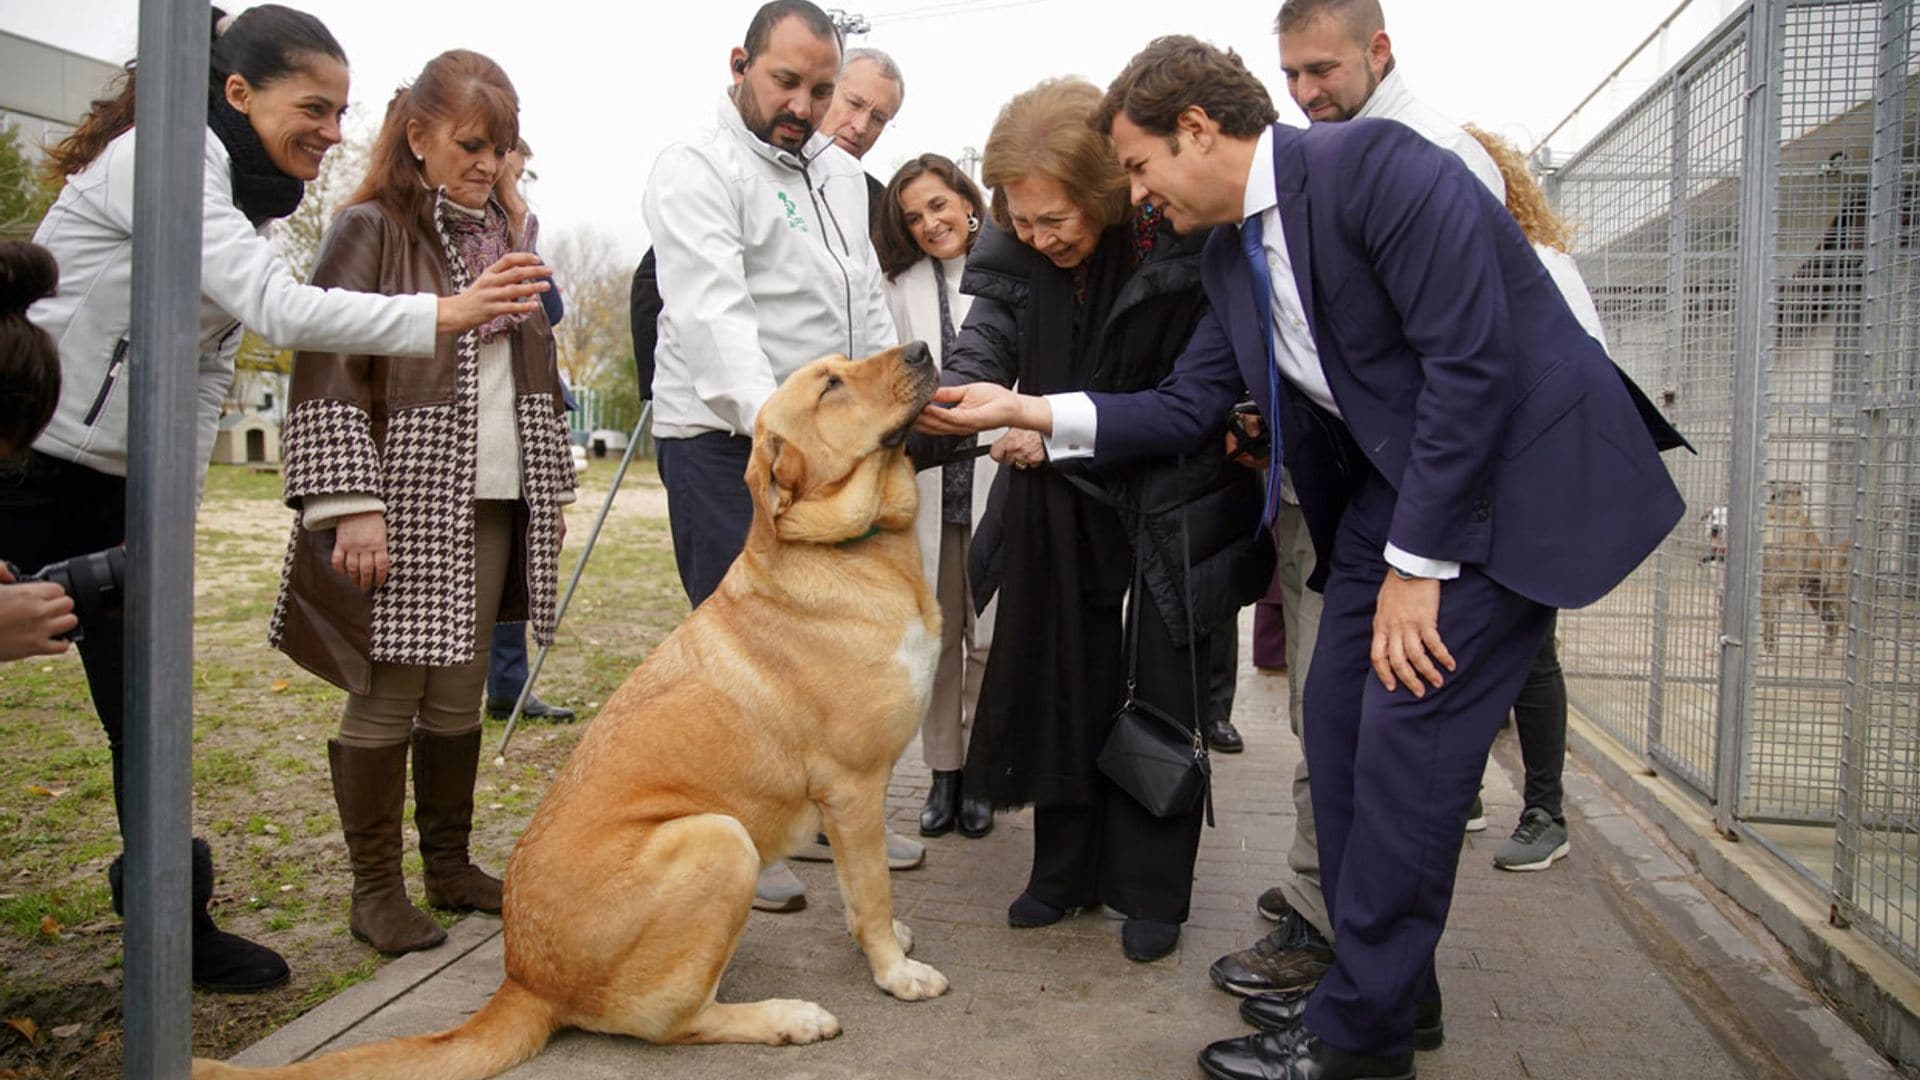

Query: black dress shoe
[1205,716,1245,753]
[920,770,961,836]
[1121,917,1180,962]
[1241,989,1444,1052]
[485,695,575,722]
[1198,1031,1414,1080]
[957,791,993,837]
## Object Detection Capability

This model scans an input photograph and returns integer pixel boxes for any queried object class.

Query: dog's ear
[745,431,806,554]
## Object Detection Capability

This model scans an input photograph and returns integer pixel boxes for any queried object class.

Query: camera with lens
[3,546,126,644]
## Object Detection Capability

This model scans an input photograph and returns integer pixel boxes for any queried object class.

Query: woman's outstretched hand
[436,252,551,334]
[915,382,1051,436]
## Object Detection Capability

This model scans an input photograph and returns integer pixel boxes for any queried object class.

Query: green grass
[294,956,379,1011]
[0,886,112,941]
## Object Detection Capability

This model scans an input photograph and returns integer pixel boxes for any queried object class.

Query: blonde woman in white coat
[877,154,998,839]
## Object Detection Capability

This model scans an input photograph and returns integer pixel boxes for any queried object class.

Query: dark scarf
[435,193,529,342]
[206,92,304,226]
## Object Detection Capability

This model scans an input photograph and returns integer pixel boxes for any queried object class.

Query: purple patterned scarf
[434,190,529,342]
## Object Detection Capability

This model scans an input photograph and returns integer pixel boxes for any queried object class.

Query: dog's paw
[874,957,949,1001]
[767,999,841,1045]
[893,918,914,955]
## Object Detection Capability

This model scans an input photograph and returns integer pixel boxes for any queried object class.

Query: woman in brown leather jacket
[269,49,575,955]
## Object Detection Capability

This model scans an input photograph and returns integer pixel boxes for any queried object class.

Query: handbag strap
[1123,512,1147,699]
[1180,494,1215,828]
[1108,464,1215,828]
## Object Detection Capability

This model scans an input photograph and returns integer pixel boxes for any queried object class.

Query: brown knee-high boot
[411,728,503,913]
[328,739,447,953]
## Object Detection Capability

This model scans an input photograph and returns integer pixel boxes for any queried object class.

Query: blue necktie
[1240,215,1285,525]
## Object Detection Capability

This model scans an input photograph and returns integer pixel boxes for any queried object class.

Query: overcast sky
[2,0,1743,260]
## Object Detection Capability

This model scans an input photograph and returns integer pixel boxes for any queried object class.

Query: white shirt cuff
[303,492,386,533]
[1043,392,1097,461]
[1383,543,1461,581]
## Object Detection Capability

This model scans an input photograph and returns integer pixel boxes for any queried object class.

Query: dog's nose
[902,341,933,368]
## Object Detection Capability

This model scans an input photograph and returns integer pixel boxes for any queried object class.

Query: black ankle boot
[957,790,993,838]
[920,770,961,836]
[110,838,290,993]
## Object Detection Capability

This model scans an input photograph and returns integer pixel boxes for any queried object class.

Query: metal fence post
[122,1,208,1075]
[1714,0,1784,836]
[1832,0,1909,926]
[1649,72,1695,765]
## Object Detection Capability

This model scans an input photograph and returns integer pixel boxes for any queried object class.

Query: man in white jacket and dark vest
[640,0,899,913]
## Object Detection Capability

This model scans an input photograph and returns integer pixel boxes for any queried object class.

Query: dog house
[209,411,280,466]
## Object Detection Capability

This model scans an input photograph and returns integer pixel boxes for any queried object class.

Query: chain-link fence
[1549,0,1920,975]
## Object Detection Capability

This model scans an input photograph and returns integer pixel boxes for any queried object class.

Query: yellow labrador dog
[197,342,948,1080]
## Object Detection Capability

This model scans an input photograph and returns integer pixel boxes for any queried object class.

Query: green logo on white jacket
[777,192,810,233]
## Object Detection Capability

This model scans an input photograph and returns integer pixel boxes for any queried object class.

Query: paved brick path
[231,621,1892,1079]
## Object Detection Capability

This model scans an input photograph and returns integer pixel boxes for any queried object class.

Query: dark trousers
[1513,610,1567,820]
[0,452,132,824]
[1206,612,1239,726]
[655,432,754,607]
[1300,467,1551,1057]
[486,621,529,705]
[1027,593,1207,924]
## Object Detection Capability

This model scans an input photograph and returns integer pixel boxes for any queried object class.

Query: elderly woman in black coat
[925,78,1270,962]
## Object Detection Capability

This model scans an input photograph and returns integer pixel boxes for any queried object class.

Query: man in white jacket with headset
[641,0,898,913]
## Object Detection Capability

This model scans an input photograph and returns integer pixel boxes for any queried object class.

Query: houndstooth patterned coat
[268,194,575,696]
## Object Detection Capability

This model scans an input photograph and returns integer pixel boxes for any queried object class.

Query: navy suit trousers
[655,432,755,608]
[1300,466,1551,1057]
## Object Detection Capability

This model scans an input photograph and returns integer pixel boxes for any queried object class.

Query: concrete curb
[1566,711,1920,1071]
[229,914,503,1067]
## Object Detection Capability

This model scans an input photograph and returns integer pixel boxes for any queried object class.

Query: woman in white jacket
[0,4,546,995]
[876,153,999,840]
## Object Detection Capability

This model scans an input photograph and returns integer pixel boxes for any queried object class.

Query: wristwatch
[1389,564,1423,582]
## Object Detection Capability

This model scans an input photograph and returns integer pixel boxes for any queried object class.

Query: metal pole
[1648,68,1691,766]
[499,403,650,756]
[1832,0,1908,924]
[123,1,208,1075]
[1713,0,1783,838]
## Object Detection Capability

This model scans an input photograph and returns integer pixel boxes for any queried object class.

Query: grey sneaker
[753,861,808,912]
[792,830,926,870]
[1493,807,1570,872]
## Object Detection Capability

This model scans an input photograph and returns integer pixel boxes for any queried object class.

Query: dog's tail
[191,976,557,1080]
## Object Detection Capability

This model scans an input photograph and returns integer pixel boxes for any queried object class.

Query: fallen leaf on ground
[5,1017,36,1043]
[38,915,61,937]
[271,678,290,692]
[50,1024,81,1039]
[23,784,66,798]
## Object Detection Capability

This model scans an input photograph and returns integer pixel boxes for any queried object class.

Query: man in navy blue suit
[919,36,1685,1080]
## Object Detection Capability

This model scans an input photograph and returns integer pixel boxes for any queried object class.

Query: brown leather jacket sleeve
[281,205,390,509]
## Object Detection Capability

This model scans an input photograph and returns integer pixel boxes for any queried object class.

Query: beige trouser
[338,501,516,748]
[921,522,995,772]
[1270,498,1332,940]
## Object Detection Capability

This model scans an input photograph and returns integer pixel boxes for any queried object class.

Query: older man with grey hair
[818,46,906,233]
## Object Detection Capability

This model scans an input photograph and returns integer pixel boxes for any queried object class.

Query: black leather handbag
[1096,509,1214,825]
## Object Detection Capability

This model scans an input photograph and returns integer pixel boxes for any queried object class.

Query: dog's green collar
[837,526,884,548]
